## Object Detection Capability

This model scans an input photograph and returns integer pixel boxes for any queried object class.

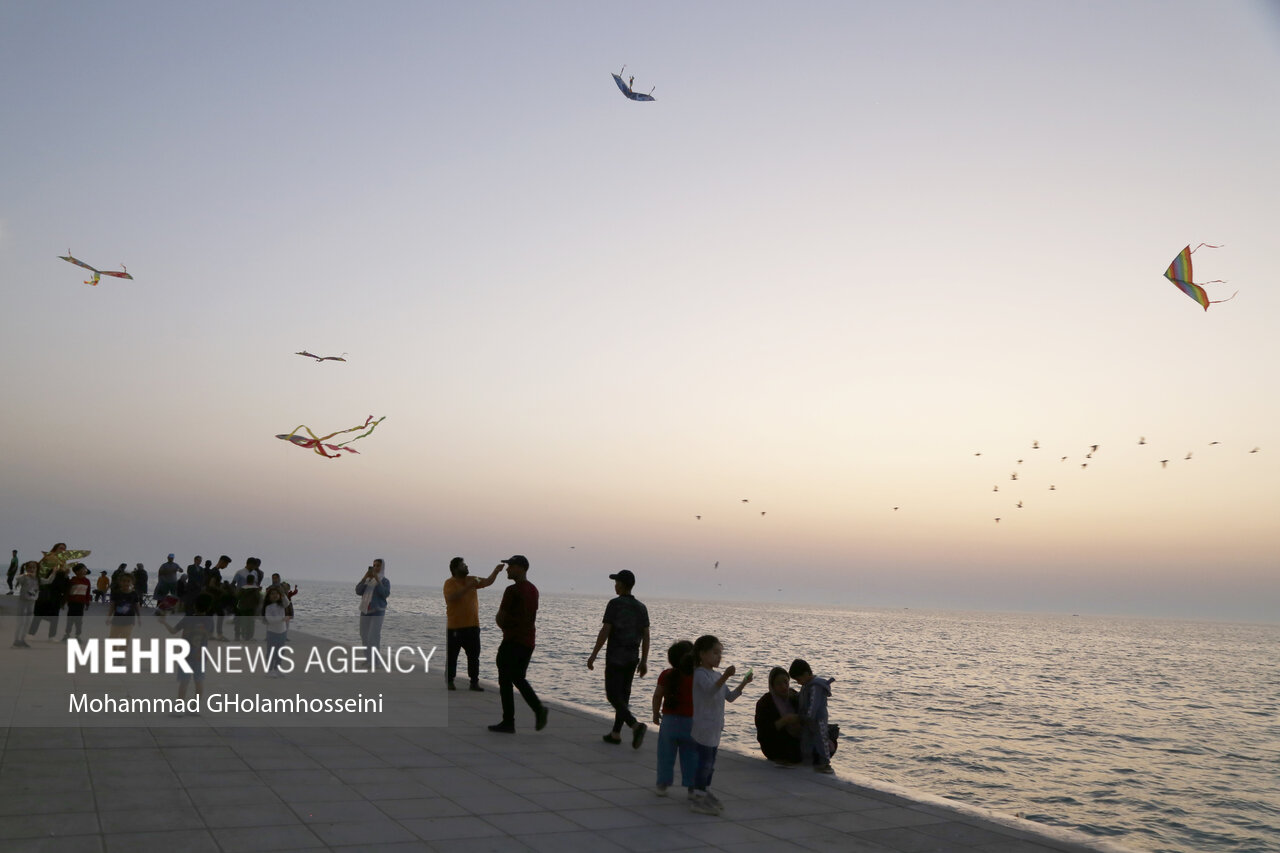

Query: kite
[295,351,348,363]
[59,252,133,286]
[612,66,656,101]
[1163,244,1236,310]
[276,415,386,459]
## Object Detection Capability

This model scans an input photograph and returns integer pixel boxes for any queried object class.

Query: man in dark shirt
[488,555,548,734]
[587,569,651,747]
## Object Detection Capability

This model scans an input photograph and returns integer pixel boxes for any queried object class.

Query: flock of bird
[974,438,1261,523]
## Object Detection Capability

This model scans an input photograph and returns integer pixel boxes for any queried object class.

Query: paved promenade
[0,598,1132,853]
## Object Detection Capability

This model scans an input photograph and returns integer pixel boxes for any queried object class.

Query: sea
[289,580,1278,853]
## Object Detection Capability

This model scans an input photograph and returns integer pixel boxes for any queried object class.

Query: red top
[497,579,538,648]
[659,668,694,717]
[68,576,92,604]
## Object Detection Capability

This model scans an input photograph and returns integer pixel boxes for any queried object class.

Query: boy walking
[587,569,650,747]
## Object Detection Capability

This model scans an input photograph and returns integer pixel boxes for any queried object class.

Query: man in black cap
[587,569,650,748]
[488,555,548,734]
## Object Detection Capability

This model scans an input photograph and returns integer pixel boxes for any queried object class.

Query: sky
[2,1,1277,622]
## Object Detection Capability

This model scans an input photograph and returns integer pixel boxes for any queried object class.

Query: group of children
[649,635,836,816]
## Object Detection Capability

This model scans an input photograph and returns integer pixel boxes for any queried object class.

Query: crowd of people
[8,544,836,816]
[7,545,298,654]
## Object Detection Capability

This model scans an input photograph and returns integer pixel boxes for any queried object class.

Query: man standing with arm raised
[488,555,548,734]
[442,557,502,691]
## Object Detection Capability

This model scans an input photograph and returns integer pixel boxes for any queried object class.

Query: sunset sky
[2,2,1277,621]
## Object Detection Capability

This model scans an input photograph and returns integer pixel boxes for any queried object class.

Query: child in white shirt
[689,634,752,815]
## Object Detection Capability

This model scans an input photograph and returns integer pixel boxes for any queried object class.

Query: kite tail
[334,415,386,448]
[1189,243,1223,254]
[1210,291,1239,305]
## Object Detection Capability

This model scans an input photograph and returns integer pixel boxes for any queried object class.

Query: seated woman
[754,666,803,764]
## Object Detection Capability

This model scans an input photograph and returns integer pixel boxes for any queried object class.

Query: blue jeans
[656,714,696,788]
[359,611,384,652]
[693,742,718,791]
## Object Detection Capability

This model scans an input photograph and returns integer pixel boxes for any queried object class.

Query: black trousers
[446,626,481,684]
[605,661,639,731]
[496,639,542,725]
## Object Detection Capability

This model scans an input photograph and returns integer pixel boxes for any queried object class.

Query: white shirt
[691,667,738,747]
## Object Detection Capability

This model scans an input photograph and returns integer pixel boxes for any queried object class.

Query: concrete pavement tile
[186,784,282,807]
[330,843,433,853]
[307,819,421,846]
[0,810,100,839]
[810,810,897,833]
[98,804,204,833]
[854,827,970,853]
[422,837,533,853]
[196,801,300,828]
[1,835,103,853]
[375,796,469,820]
[480,810,581,835]
[348,780,436,800]
[794,834,900,853]
[175,768,261,788]
[94,787,193,813]
[681,820,776,845]
[915,821,1025,847]
[859,807,951,830]
[211,823,326,852]
[400,815,508,841]
[596,824,715,851]
[0,789,96,817]
[269,782,363,804]
[496,776,576,795]
[559,805,656,830]
[720,841,820,853]
[521,830,632,852]
[289,799,386,823]
[522,789,615,811]
[739,815,852,839]
[104,830,221,853]
[452,791,541,815]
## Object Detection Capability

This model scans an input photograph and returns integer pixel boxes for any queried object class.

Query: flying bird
[1250,447,1260,453]
[1160,459,1169,468]
[1185,452,1193,460]
[59,252,133,286]
[1016,501,1023,508]
[295,350,348,363]
[1032,441,1040,449]
[1138,437,1147,445]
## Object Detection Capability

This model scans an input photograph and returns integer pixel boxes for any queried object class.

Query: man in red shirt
[488,555,548,734]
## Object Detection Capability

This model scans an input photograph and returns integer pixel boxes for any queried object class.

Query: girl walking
[689,634,753,815]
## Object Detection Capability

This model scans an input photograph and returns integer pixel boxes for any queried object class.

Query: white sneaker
[655,784,669,797]
[689,795,719,815]
[705,791,723,811]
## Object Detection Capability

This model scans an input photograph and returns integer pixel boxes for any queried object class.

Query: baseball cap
[503,555,529,570]
[609,569,636,587]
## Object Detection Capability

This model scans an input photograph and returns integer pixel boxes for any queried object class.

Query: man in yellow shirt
[442,557,503,691]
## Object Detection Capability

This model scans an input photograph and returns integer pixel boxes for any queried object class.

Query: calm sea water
[288,580,1279,853]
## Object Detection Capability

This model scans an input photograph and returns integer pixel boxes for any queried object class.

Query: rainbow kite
[1163,243,1235,311]
[276,415,386,459]
[59,252,133,286]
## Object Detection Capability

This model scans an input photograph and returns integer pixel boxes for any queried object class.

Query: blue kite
[612,66,655,102]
